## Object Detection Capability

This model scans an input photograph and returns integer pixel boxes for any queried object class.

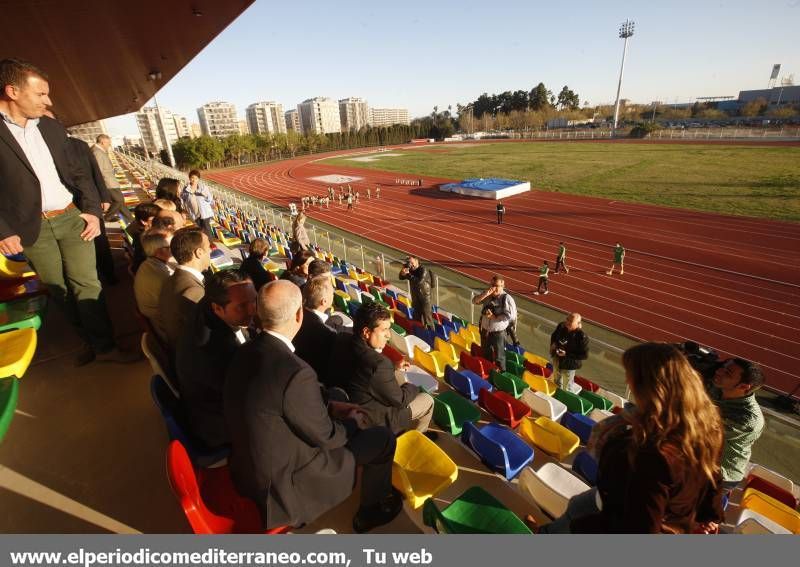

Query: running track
[207,145,800,397]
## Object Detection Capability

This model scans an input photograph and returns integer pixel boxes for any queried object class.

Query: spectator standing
[176,271,256,451]
[291,210,310,252]
[472,275,517,371]
[533,260,550,295]
[705,358,765,492]
[181,169,214,241]
[0,58,134,365]
[92,134,133,222]
[607,242,625,275]
[224,281,402,532]
[549,313,589,392]
[496,201,505,224]
[398,256,434,329]
[554,241,569,274]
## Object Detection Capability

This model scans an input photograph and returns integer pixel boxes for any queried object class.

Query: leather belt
[41,202,76,219]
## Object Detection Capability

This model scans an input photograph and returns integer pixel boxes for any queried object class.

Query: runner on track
[606,242,625,275]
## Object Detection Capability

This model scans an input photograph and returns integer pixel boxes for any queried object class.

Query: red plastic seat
[478,388,531,428]
[382,294,398,309]
[470,343,483,358]
[745,475,799,510]
[459,351,495,379]
[574,376,599,392]
[166,440,290,534]
[524,360,552,378]
[381,344,405,366]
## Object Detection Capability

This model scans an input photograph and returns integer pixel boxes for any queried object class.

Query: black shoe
[423,431,439,442]
[73,344,96,367]
[352,489,403,533]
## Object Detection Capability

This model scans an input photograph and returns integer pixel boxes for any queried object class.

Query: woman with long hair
[154,178,183,212]
[539,342,724,533]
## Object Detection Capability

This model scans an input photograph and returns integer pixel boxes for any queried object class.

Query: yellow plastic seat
[741,487,800,534]
[523,351,549,367]
[0,328,37,379]
[396,295,412,308]
[0,255,35,279]
[392,430,458,509]
[518,416,580,460]
[522,371,557,396]
[433,337,459,368]
[413,345,446,379]
[466,324,481,346]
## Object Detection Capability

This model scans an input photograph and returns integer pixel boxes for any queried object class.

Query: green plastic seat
[506,359,525,377]
[432,391,481,435]
[332,293,349,312]
[554,389,594,415]
[490,369,529,399]
[0,378,19,444]
[422,486,532,534]
[579,390,614,411]
[451,315,468,329]
[391,323,407,337]
[505,350,523,366]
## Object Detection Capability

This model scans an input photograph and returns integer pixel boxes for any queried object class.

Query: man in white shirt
[133,230,175,324]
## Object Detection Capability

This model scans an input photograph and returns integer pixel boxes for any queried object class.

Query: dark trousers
[555,257,567,273]
[497,212,503,224]
[482,330,507,371]
[346,426,397,509]
[412,294,434,329]
[24,208,115,353]
[195,217,214,241]
[537,277,549,293]
[94,221,116,283]
[105,187,134,222]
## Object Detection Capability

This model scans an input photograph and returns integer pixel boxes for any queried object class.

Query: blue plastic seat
[461,422,534,480]
[413,326,436,348]
[440,319,457,336]
[150,375,229,468]
[433,323,449,342]
[506,343,525,356]
[572,451,598,486]
[445,365,492,402]
[347,300,360,318]
[561,412,597,445]
[397,302,414,320]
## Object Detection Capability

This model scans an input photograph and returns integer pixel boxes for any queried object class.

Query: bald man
[549,313,590,392]
[224,280,402,533]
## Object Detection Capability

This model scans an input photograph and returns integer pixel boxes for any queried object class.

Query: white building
[197,101,239,138]
[369,107,410,127]
[136,106,179,155]
[297,97,341,134]
[285,109,300,132]
[173,114,191,138]
[246,101,287,135]
[339,97,370,131]
[238,120,250,135]
[190,123,202,138]
[66,120,107,145]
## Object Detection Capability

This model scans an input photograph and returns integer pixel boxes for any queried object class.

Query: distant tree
[529,82,551,111]
[768,107,798,119]
[740,97,769,117]
[557,86,580,110]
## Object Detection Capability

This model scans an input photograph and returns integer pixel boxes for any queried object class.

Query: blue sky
[105,0,800,136]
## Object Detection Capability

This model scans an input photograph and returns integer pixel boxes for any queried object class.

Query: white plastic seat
[746,464,795,496]
[567,382,583,395]
[329,312,353,328]
[389,329,430,360]
[596,387,627,409]
[520,389,567,422]
[518,464,591,518]
[734,508,792,534]
[589,408,614,422]
[404,365,439,392]
[346,285,362,302]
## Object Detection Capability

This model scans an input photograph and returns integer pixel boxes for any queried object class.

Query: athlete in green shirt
[534,260,550,295]
[606,242,625,275]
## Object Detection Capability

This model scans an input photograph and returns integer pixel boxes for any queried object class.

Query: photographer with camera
[549,313,589,392]
[398,256,434,329]
[472,275,517,372]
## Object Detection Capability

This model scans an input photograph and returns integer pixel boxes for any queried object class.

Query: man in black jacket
[549,312,590,392]
[224,280,402,532]
[176,270,256,450]
[0,59,132,365]
[333,302,434,434]
[293,275,340,380]
[398,256,433,328]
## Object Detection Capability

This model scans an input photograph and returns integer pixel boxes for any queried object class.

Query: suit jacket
[67,138,111,204]
[156,267,205,350]
[293,308,338,380]
[0,116,102,245]
[224,333,355,529]
[133,257,174,323]
[333,334,418,433]
[176,299,241,449]
[239,254,271,291]
[90,144,119,189]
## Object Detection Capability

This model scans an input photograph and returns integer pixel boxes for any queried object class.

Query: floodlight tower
[612,20,635,136]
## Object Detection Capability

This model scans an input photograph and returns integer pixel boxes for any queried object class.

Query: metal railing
[476,127,800,141]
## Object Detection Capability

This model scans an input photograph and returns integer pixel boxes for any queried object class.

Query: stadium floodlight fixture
[612,20,635,136]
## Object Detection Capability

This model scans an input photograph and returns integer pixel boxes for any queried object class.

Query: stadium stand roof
[3,0,255,127]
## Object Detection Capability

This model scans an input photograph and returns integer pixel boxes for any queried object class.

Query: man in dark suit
[156,227,210,352]
[224,280,402,533]
[0,59,133,365]
[332,302,434,434]
[176,270,256,451]
[293,275,339,380]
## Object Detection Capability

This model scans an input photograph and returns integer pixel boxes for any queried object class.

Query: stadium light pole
[612,20,635,137]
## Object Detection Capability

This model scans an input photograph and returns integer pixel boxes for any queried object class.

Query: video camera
[676,341,722,381]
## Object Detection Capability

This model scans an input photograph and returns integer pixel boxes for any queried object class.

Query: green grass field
[323,142,800,222]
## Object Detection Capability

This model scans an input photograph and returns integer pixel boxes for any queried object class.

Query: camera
[676,341,722,381]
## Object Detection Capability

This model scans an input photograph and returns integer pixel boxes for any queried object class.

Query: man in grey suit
[156,227,210,352]
[133,229,174,324]
[91,134,132,222]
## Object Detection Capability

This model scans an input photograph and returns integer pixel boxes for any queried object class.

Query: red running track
[207,146,800,397]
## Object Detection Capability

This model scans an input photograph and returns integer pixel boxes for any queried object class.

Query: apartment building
[197,101,240,138]
[297,97,342,134]
[338,97,370,131]
[246,101,287,135]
